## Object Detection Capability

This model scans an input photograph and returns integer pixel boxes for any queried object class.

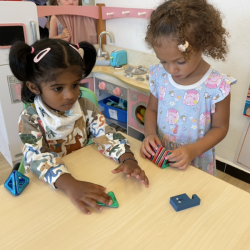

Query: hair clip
[34,48,51,63]
[178,41,189,52]
[69,44,83,59]
[31,47,35,54]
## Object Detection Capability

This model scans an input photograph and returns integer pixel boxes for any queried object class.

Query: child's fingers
[76,200,91,215]
[178,164,189,170]
[154,136,162,147]
[140,147,147,158]
[149,140,158,151]
[92,183,107,191]
[145,143,156,156]
[125,168,133,178]
[111,165,123,174]
[141,144,152,158]
[140,170,150,187]
[84,197,104,211]
[168,155,183,163]
[130,168,141,179]
[165,150,181,160]
[170,160,186,168]
[88,193,112,207]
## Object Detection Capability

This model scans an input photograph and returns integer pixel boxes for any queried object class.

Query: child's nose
[64,90,74,99]
[168,64,178,75]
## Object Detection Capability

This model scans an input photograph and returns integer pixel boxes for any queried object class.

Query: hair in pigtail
[9,41,34,82]
[9,39,97,103]
[9,41,42,103]
[78,41,97,78]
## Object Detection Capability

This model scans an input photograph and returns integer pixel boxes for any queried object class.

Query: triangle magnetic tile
[4,171,29,196]
[97,191,119,208]
[4,172,16,195]
[16,171,29,195]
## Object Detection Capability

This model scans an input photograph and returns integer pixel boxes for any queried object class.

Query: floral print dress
[149,64,237,175]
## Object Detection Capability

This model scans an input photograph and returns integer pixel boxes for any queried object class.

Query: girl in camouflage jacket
[9,39,149,214]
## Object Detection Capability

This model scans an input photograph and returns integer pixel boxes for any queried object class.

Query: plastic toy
[136,112,144,123]
[4,170,29,196]
[97,191,119,208]
[136,106,146,124]
[243,85,250,117]
[170,193,200,212]
[149,145,173,169]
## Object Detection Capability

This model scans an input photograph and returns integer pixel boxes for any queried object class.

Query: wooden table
[1,135,250,249]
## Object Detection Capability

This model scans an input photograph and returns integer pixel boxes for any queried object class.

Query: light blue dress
[149,64,237,175]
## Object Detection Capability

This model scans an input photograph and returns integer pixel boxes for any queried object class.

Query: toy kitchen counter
[83,64,150,141]
[92,65,150,93]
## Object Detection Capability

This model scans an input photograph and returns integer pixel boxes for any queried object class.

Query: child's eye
[177,61,186,65]
[160,61,166,64]
[54,87,63,92]
[73,83,80,88]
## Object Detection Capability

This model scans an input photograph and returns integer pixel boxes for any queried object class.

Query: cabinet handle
[122,11,130,14]
[138,12,146,16]
[107,12,114,16]
[30,21,38,43]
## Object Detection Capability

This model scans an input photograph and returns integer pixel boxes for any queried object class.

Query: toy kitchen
[92,56,151,142]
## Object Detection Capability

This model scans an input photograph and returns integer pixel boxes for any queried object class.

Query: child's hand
[112,159,149,188]
[166,144,197,170]
[55,174,112,215]
[140,133,161,159]
[61,28,70,40]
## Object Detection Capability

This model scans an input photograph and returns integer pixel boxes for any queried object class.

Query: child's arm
[19,108,111,214]
[49,15,70,41]
[140,93,162,158]
[19,108,70,187]
[83,99,149,187]
[167,94,230,169]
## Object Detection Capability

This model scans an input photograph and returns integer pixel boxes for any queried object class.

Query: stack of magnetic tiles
[150,145,172,169]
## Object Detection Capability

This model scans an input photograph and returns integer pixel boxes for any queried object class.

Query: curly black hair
[145,0,229,61]
[9,38,96,103]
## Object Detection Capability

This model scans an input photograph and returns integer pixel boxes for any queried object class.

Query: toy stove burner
[125,72,133,78]
[124,65,147,76]
[136,76,145,81]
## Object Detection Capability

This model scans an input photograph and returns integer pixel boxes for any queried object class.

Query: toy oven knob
[113,87,122,96]
[99,81,107,91]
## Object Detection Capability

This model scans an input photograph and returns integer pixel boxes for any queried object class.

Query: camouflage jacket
[18,97,132,188]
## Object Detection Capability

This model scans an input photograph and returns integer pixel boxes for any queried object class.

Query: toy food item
[140,107,146,116]
[137,113,144,123]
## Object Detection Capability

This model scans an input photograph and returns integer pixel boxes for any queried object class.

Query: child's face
[57,0,78,6]
[40,70,81,112]
[153,38,203,82]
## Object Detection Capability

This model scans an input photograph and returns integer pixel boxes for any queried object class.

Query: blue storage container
[98,96,127,123]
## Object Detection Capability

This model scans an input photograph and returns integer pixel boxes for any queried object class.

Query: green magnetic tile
[97,191,119,208]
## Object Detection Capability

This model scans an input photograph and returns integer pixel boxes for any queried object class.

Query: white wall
[96,0,250,172]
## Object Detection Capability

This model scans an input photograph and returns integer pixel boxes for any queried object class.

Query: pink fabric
[56,15,97,44]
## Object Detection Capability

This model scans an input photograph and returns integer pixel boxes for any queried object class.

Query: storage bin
[98,96,127,123]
